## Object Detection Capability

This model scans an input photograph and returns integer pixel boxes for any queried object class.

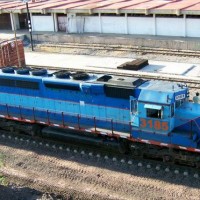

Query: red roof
[0,0,200,14]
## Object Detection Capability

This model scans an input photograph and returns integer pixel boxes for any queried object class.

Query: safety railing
[1,103,131,135]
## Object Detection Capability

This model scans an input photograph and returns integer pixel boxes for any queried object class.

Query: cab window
[175,99,184,108]
[144,104,162,119]
[146,108,162,119]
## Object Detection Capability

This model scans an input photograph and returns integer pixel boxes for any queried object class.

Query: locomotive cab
[130,80,189,143]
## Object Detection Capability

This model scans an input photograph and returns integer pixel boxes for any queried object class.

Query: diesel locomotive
[0,67,200,166]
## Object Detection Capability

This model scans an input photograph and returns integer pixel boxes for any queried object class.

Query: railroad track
[37,43,200,58]
[28,64,200,90]
[0,129,199,179]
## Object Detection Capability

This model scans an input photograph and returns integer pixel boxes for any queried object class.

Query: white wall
[156,18,184,37]
[32,15,54,31]
[186,18,200,37]
[101,16,126,34]
[30,14,200,38]
[67,13,77,33]
[13,13,20,30]
[67,16,127,34]
[76,16,85,33]
[84,16,100,33]
[128,17,154,35]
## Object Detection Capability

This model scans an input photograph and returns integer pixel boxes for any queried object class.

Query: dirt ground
[0,136,200,200]
[0,185,62,200]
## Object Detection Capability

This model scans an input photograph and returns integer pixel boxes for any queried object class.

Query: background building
[1,0,200,37]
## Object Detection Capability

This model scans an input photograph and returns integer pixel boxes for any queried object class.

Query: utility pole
[12,12,22,68]
[22,0,34,51]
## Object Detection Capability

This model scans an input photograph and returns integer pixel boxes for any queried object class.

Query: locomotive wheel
[30,124,42,136]
[9,126,14,133]
[163,155,174,163]
[9,126,20,134]
[195,162,200,168]
[118,140,129,154]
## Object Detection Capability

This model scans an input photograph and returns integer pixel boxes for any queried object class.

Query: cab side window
[131,99,137,113]
[175,99,184,108]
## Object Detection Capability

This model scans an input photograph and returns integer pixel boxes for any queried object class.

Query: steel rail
[37,43,200,57]
[28,64,200,90]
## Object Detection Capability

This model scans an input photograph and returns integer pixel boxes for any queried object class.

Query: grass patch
[0,175,8,186]
[0,153,4,168]
[0,153,7,186]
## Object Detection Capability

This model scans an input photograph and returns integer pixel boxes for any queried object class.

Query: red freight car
[0,40,25,67]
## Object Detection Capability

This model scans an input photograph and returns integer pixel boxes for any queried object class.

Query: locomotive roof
[138,80,188,104]
[139,80,185,92]
[0,69,187,95]
[95,74,145,88]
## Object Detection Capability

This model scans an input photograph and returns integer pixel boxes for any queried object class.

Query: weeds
[0,153,7,185]
[0,175,7,186]
[0,153,4,168]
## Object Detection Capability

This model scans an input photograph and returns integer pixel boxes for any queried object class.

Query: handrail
[1,103,131,135]
[1,103,129,125]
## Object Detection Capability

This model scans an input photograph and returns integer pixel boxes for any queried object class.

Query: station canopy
[0,0,200,15]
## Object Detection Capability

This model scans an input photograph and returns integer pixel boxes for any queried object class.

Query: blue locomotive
[0,67,200,166]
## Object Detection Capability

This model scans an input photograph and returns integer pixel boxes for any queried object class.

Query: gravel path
[35,44,200,64]
[0,137,200,200]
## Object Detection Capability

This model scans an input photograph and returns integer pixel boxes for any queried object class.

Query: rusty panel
[0,40,25,67]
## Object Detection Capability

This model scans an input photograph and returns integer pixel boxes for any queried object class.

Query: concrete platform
[1,30,200,78]
[25,51,200,78]
[1,30,200,51]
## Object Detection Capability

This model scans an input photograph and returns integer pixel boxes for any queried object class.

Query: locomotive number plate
[175,94,185,100]
[140,118,169,131]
